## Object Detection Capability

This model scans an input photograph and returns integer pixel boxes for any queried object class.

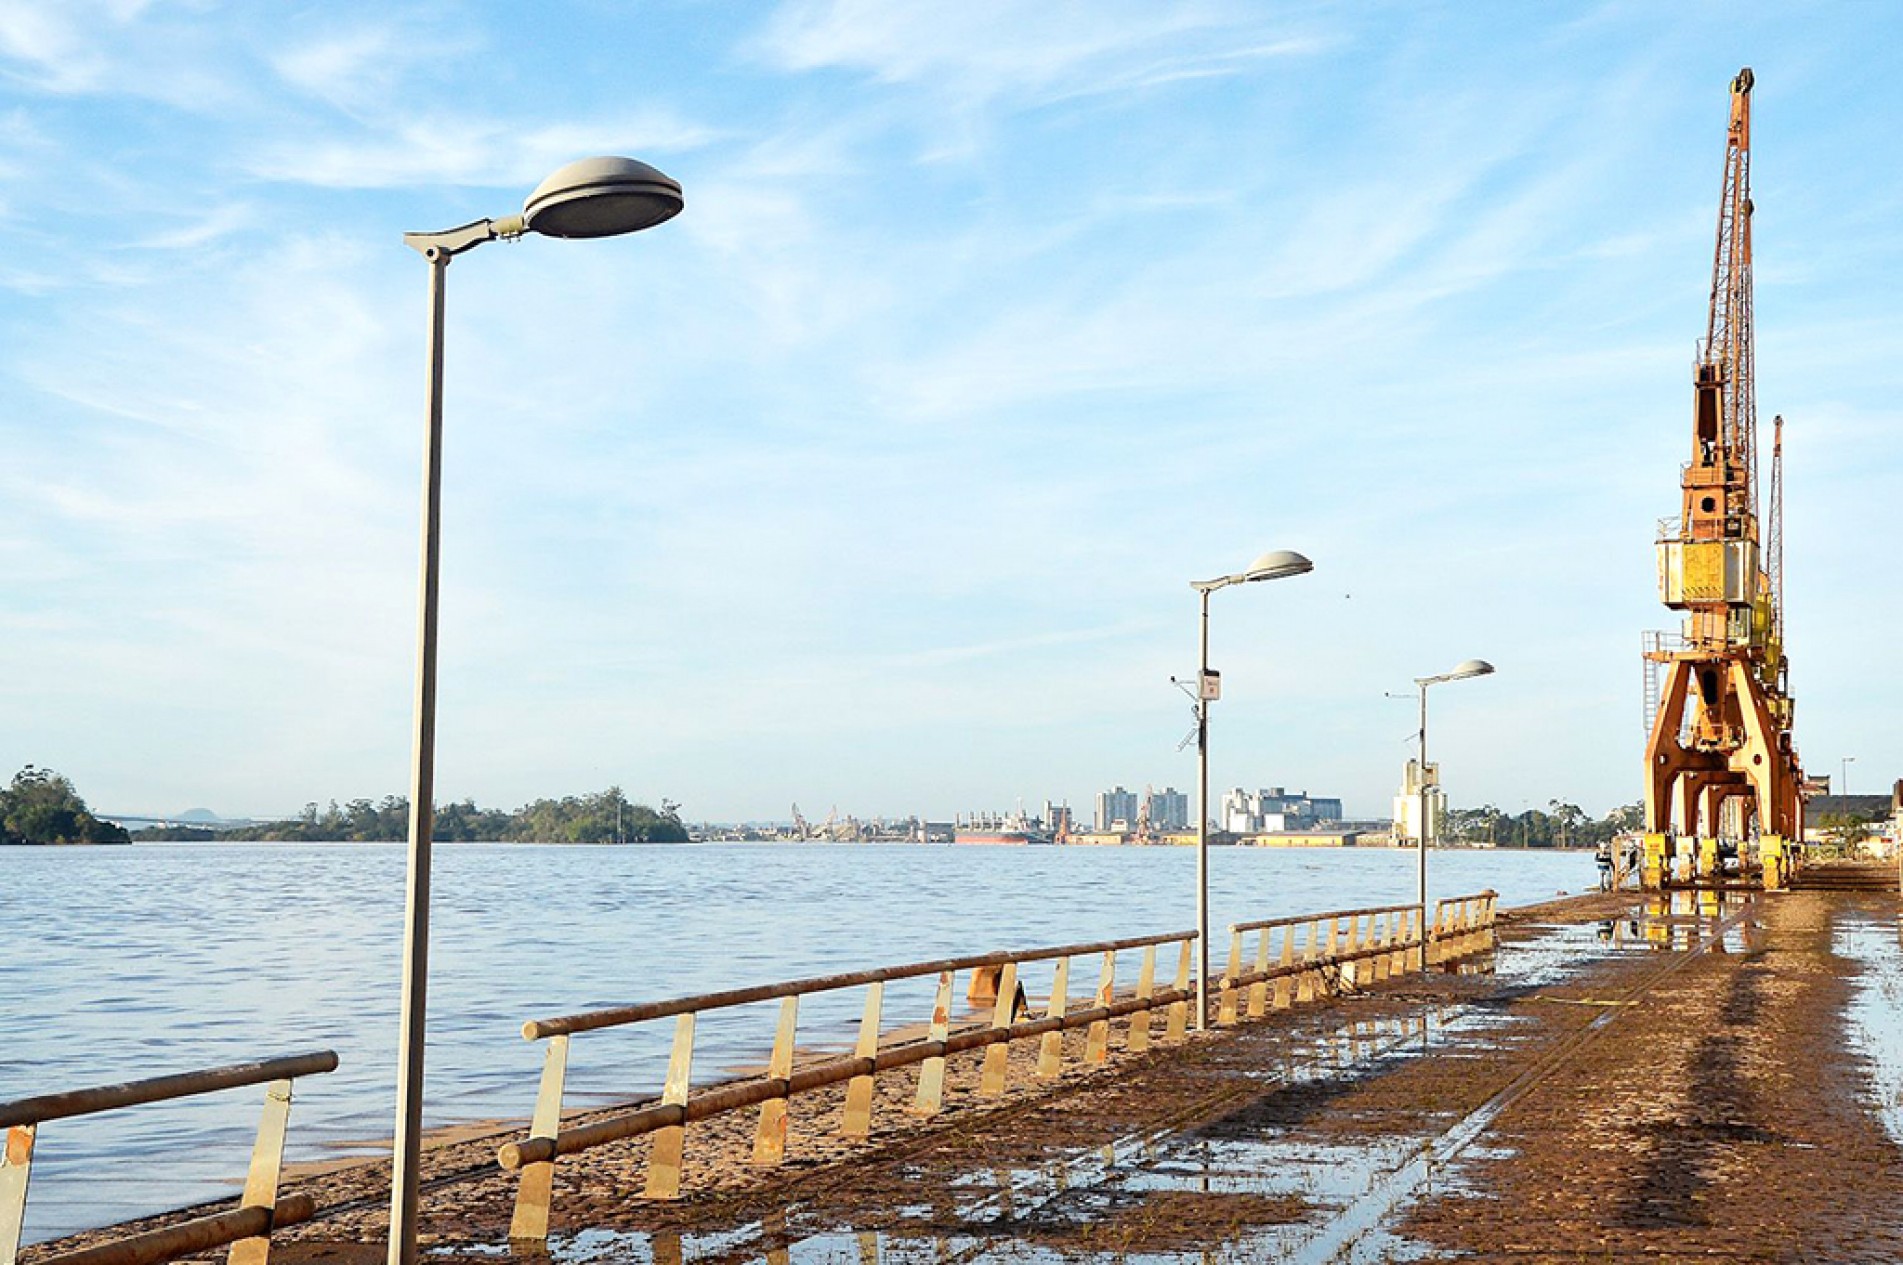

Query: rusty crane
[1641,67,1805,889]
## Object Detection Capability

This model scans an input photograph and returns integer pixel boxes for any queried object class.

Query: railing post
[1129,946,1157,1052]
[754,997,799,1164]
[1341,915,1362,993]
[1296,921,1318,1004]
[1038,957,1071,1077]
[1086,951,1116,1063]
[2,1124,36,1265]
[1248,928,1271,1018]
[1273,926,1295,1011]
[980,961,1019,1096]
[509,1034,569,1242]
[225,1077,295,1265]
[912,971,955,1115]
[1218,929,1243,1026]
[1371,913,1390,983]
[1321,917,1341,996]
[841,982,883,1138]
[644,1013,695,1199]
[1164,940,1193,1042]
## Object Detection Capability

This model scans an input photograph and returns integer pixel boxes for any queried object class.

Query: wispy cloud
[241,110,721,190]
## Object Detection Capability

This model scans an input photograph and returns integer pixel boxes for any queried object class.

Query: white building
[1392,760,1445,844]
[1222,787,1345,834]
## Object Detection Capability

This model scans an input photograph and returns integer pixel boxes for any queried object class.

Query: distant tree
[0,766,130,845]
[199,785,685,844]
[1817,810,1877,856]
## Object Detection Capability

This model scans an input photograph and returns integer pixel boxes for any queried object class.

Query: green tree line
[1444,801,1645,849]
[0,766,131,845]
[139,786,687,844]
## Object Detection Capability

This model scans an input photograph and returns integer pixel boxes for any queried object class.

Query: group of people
[1594,838,1643,890]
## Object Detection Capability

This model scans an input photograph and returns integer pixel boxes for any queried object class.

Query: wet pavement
[27,885,1903,1264]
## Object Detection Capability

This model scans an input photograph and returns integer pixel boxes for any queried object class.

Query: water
[0,840,1589,1241]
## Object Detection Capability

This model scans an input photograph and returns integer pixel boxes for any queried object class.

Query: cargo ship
[952,811,1052,845]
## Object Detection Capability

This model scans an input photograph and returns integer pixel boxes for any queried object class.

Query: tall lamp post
[1189,550,1313,1029]
[391,156,682,1265]
[1412,659,1494,968]
[1841,755,1855,797]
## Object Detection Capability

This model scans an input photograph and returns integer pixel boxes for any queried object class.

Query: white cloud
[242,110,721,190]
[753,0,1329,140]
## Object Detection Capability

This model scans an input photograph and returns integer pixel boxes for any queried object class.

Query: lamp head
[1242,549,1314,583]
[1418,658,1496,688]
[523,156,684,240]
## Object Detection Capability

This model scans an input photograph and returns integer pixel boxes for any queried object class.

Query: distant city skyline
[1,4,1896,824]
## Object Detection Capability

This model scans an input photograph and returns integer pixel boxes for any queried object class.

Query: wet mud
[26,889,1903,1264]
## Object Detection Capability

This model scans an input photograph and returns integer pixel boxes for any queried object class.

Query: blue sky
[1,1,1897,823]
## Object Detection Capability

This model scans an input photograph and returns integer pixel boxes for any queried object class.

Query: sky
[0,1,1897,824]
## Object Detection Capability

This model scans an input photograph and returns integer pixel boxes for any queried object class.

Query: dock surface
[32,884,1903,1263]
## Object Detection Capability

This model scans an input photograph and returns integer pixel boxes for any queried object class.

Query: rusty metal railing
[497,929,1198,1240]
[1428,891,1500,965]
[499,892,1504,1240]
[0,1051,337,1265]
[1214,891,1499,1023]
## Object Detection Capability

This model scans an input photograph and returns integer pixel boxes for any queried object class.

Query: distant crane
[1641,67,1806,886]
[790,803,812,842]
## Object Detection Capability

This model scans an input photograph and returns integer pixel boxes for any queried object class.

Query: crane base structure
[1641,655,1802,890]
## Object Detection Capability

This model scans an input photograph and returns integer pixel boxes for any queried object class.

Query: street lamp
[1188,549,1313,1030]
[390,156,682,1265]
[1841,755,1855,798]
[1411,658,1494,969]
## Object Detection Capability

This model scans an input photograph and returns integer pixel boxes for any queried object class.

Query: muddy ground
[27,884,1903,1263]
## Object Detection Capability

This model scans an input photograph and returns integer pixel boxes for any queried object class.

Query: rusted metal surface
[840,981,882,1139]
[978,962,1019,1096]
[1,1125,33,1265]
[34,1196,314,1265]
[521,930,1195,1040]
[2,1055,334,1265]
[1085,951,1115,1065]
[0,1053,337,1130]
[1037,956,1071,1079]
[750,997,798,1164]
[642,1014,695,1199]
[911,972,954,1115]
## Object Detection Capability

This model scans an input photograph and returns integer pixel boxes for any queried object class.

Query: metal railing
[0,1051,337,1265]
[1212,892,1498,1024]
[496,929,1198,1239]
[500,893,1503,1239]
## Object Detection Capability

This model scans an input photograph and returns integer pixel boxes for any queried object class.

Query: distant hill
[174,808,223,823]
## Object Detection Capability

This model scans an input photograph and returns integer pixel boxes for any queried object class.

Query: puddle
[508,918,1734,1264]
[1835,909,1903,1150]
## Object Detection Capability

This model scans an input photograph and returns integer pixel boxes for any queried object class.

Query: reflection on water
[1590,888,1759,955]
[2,841,1588,1241]
[534,1007,1474,1264]
[1836,910,1903,1151]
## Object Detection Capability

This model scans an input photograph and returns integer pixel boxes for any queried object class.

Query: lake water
[1,840,1591,1241]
